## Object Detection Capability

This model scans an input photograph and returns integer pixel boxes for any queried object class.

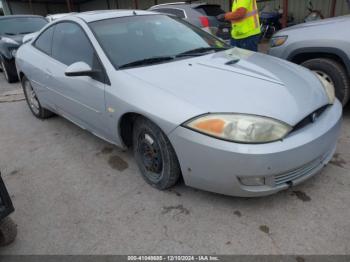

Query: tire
[133,117,181,190]
[1,58,18,83]
[0,217,17,247]
[22,76,54,119]
[301,58,350,106]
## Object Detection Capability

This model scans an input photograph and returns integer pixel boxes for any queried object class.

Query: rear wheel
[133,117,181,190]
[22,76,54,119]
[301,58,350,106]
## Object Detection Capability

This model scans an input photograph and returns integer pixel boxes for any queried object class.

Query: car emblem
[311,113,318,122]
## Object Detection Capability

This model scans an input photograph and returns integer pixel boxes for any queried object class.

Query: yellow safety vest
[231,0,261,40]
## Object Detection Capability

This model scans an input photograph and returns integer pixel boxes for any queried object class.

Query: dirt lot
[0,73,350,255]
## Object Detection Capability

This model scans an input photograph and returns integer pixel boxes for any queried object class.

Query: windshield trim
[88,14,229,70]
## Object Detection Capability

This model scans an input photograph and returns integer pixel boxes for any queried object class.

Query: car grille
[292,106,328,133]
[274,156,325,186]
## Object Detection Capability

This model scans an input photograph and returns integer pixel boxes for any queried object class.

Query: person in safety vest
[217,0,261,52]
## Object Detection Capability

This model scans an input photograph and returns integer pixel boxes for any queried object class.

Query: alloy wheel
[24,80,40,115]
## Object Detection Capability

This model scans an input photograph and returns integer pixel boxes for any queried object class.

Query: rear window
[195,5,225,17]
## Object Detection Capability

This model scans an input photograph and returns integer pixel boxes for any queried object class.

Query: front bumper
[169,101,342,197]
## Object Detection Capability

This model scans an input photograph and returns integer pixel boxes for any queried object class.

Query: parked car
[0,15,47,83]
[46,13,77,22]
[16,11,341,197]
[149,2,231,42]
[269,15,350,106]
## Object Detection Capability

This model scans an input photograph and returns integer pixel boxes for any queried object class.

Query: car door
[29,25,57,108]
[49,22,109,138]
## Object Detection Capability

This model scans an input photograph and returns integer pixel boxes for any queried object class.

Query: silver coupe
[15,11,342,197]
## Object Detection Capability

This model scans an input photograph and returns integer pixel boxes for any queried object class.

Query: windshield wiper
[3,32,16,36]
[119,56,175,69]
[18,31,33,35]
[176,47,228,57]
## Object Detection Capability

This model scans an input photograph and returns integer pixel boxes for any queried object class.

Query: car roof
[150,2,218,9]
[74,10,159,23]
[0,15,45,20]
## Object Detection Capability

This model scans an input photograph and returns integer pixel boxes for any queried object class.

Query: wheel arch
[118,112,178,148]
[287,47,350,75]
[118,112,143,148]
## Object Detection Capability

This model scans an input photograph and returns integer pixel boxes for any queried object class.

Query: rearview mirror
[65,62,99,77]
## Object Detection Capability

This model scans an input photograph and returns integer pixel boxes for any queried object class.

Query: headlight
[270,36,288,47]
[184,114,292,144]
[1,37,19,45]
[314,72,335,104]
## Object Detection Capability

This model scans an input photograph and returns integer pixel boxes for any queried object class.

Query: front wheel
[133,117,181,190]
[301,58,350,106]
[22,76,54,119]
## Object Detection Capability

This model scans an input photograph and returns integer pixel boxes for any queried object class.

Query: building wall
[2,0,350,22]
[137,0,349,22]
[255,0,350,23]
[79,0,140,11]
[2,1,68,15]
[80,0,109,11]
[112,0,350,23]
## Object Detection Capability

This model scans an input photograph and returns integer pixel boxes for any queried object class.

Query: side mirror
[65,62,99,77]
[23,32,38,44]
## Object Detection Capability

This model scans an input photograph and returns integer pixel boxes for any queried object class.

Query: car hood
[125,48,329,126]
[278,15,350,34]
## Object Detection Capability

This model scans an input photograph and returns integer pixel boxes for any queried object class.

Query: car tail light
[199,16,210,27]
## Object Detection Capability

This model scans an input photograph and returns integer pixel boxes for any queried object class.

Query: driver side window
[51,22,105,83]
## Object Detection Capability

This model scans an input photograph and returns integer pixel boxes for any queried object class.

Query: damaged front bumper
[169,101,342,197]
